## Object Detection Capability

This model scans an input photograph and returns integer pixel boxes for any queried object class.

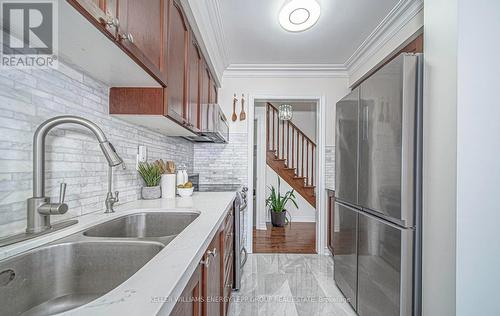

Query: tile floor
[227,254,357,316]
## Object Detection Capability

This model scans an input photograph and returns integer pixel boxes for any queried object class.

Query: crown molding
[344,0,424,75]
[183,0,423,83]
[226,64,347,71]
[224,64,348,79]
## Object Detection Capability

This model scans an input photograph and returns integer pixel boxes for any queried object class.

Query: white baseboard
[255,222,267,230]
[289,215,316,223]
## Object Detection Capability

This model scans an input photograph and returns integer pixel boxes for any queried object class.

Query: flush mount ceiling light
[279,0,321,32]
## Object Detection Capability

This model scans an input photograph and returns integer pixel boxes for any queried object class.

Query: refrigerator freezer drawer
[333,202,358,310]
[357,211,414,316]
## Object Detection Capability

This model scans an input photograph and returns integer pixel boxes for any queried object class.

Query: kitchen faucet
[28,115,123,233]
[105,165,119,213]
[0,115,123,247]
[0,116,123,247]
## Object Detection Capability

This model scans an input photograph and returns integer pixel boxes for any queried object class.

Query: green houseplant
[266,177,298,227]
[138,162,162,199]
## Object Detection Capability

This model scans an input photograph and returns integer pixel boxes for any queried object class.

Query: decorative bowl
[177,187,194,197]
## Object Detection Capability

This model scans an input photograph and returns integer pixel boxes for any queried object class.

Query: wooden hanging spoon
[232,93,238,122]
[240,94,246,121]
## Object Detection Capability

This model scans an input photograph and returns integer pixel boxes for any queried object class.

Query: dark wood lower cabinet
[171,264,202,316]
[202,231,222,316]
[172,206,234,316]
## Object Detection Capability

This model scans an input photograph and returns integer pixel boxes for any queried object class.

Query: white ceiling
[218,0,400,66]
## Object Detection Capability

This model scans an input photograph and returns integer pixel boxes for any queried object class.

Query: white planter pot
[141,186,161,200]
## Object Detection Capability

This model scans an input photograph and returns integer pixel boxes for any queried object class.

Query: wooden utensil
[232,93,238,122]
[154,159,167,174]
[240,94,246,121]
[166,161,175,174]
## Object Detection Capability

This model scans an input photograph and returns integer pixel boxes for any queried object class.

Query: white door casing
[246,94,327,255]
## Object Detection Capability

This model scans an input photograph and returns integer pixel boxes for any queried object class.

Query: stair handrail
[266,102,316,188]
[267,103,316,146]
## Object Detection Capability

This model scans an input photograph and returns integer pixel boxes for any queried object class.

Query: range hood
[185,104,229,143]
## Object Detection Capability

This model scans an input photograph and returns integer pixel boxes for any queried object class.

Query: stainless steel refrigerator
[333,53,423,316]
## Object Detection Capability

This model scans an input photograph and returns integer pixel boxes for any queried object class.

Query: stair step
[266,150,316,208]
[303,185,316,189]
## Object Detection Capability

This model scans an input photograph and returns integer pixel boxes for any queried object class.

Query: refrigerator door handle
[362,105,369,140]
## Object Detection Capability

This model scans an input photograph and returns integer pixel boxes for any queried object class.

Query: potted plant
[138,162,162,199]
[266,177,298,227]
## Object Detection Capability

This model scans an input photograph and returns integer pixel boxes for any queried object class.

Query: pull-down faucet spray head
[100,141,123,167]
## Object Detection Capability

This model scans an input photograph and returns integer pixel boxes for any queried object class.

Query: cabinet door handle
[100,15,119,27]
[201,257,210,267]
[207,248,217,258]
[120,33,134,43]
[201,248,217,267]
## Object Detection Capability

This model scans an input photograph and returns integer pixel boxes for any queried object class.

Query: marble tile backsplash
[193,132,248,191]
[0,63,193,238]
[325,145,335,190]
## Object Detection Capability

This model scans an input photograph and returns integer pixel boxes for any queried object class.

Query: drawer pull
[201,248,217,267]
[207,248,217,258]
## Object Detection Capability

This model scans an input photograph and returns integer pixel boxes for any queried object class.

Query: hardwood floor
[253,222,316,254]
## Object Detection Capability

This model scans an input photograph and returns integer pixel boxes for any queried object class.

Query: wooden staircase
[266,103,316,208]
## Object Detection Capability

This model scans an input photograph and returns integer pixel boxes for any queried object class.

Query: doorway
[252,100,318,254]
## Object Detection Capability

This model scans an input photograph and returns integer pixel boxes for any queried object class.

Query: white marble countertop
[0,192,236,316]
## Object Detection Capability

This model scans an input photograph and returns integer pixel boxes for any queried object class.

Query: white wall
[219,76,349,146]
[286,102,317,141]
[221,75,348,253]
[456,1,500,315]
[266,167,316,223]
[422,0,458,314]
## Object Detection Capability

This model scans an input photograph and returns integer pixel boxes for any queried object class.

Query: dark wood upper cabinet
[165,0,189,124]
[117,0,168,83]
[187,32,201,131]
[200,60,210,109]
[209,77,218,104]
[68,0,118,37]
[73,0,221,137]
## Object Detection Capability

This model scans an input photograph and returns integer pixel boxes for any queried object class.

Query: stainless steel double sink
[0,212,199,316]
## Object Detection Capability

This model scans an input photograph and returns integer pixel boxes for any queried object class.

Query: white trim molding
[246,94,327,255]
[224,64,348,78]
[344,0,424,77]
